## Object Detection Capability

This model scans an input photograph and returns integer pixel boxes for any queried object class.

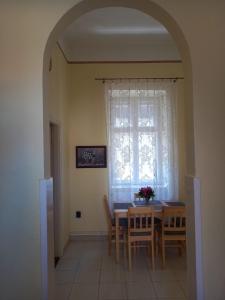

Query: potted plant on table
[138,186,155,202]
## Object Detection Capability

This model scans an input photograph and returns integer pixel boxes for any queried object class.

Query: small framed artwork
[76,146,107,168]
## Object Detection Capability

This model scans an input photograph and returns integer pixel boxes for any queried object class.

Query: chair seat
[164,234,186,241]
[164,231,186,236]
[130,231,152,236]
[130,235,152,242]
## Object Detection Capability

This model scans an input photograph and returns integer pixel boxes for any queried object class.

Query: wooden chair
[127,207,155,270]
[161,206,186,267]
[103,195,126,256]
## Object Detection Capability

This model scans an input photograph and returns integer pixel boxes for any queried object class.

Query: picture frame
[76,146,107,168]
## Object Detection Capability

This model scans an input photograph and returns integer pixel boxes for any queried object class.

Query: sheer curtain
[105,79,178,204]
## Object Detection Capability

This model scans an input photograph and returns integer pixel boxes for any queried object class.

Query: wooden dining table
[113,200,185,263]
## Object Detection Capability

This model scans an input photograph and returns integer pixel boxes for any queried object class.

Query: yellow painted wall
[68,62,186,235]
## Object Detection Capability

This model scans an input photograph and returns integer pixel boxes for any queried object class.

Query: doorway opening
[43,1,198,299]
[49,122,61,266]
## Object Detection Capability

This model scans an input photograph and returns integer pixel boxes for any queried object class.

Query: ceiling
[58,7,181,62]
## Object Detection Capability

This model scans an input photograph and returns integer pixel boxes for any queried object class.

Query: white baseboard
[69,231,108,241]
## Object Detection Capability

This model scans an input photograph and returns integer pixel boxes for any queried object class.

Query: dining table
[113,200,185,263]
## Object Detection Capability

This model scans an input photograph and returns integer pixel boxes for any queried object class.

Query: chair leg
[108,233,112,256]
[162,238,166,268]
[128,240,132,271]
[151,240,155,270]
[123,232,127,258]
[155,230,159,256]
[108,231,113,256]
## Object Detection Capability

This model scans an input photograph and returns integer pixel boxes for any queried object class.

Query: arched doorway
[43,1,199,299]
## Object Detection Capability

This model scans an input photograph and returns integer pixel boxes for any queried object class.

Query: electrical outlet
[75,211,81,218]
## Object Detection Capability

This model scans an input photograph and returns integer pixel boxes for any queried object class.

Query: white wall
[0,4,44,300]
[1,1,225,299]
[0,2,75,299]
[156,2,225,299]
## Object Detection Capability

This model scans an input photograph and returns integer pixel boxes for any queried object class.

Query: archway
[43,1,198,299]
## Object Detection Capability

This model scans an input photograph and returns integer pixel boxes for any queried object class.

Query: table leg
[115,215,119,263]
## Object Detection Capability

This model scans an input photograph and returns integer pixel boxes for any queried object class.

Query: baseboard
[69,231,108,241]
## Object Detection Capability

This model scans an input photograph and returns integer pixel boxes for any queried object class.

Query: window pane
[138,133,156,181]
[111,101,132,128]
[106,81,177,202]
[112,133,133,183]
[138,100,155,127]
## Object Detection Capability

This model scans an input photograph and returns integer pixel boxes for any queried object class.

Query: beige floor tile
[79,258,101,271]
[125,269,151,283]
[99,283,126,299]
[167,257,187,270]
[179,280,188,297]
[69,283,99,300]
[173,270,187,281]
[75,269,100,283]
[56,258,80,271]
[55,270,76,285]
[101,258,124,272]
[128,257,150,270]
[150,270,177,282]
[101,269,125,283]
[153,282,186,298]
[55,284,72,300]
[126,282,156,299]
[55,240,187,300]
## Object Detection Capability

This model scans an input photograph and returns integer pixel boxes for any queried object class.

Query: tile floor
[55,240,187,300]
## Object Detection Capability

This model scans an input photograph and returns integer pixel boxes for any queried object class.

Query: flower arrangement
[138,186,155,201]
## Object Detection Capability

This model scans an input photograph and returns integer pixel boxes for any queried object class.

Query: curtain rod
[95,77,184,83]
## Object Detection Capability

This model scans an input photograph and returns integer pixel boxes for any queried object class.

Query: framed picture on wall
[76,146,107,168]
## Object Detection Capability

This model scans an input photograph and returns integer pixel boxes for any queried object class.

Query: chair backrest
[103,195,113,230]
[162,206,186,233]
[128,207,154,234]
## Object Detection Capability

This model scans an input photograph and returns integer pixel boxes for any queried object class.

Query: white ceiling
[58,7,180,62]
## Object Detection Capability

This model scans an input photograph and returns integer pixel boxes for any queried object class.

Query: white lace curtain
[105,79,178,204]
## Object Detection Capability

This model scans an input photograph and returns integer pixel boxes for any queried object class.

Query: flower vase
[145,197,150,203]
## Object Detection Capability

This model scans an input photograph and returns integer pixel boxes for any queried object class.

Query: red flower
[138,186,155,199]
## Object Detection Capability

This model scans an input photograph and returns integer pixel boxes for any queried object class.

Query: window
[105,80,178,203]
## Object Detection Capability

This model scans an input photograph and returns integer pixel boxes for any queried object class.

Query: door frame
[49,122,62,261]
